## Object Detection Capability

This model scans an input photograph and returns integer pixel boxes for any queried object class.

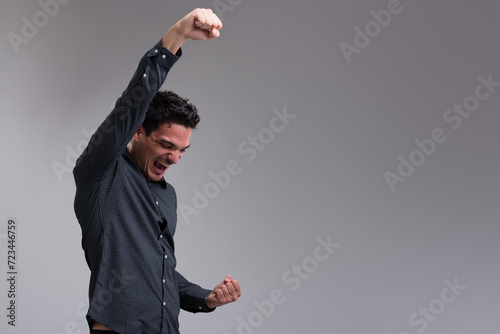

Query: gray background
[1,0,498,333]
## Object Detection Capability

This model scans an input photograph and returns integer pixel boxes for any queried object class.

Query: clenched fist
[162,8,223,53]
[206,275,242,309]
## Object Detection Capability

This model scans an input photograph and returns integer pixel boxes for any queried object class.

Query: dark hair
[142,90,200,135]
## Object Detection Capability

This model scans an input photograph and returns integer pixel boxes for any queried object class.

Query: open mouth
[153,159,169,173]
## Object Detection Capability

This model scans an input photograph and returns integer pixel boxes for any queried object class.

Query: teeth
[157,160,169,168]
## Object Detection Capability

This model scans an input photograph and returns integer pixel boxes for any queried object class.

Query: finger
[199,9,213,30]
[219,284,230,298]
[194,20,203,29]
[206,13,221,32]
[194,20,206,30]
[216,288,224,301]
[193,9,206,28]
[205,10,223,31]
[204,10,214,29]
[214,14,222,30]
[208,29,220,38]
[217,275,231,287]
[226,281,237,298]
[231,279,242,296]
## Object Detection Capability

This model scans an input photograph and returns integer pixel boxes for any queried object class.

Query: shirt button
[160,235,163,239]
[143,73,147,77]
[164,255,168,259]
[163,279,166,283]
[162,55,166,59]
[155,49,158,53]
[163,302,166,306]
[156,201,158,205]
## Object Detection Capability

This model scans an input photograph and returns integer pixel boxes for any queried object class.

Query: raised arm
[73,8,222,180]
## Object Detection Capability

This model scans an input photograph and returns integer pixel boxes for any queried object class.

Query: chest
[100,156,178,236]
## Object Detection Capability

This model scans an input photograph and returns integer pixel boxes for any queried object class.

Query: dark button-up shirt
[73,39,214,334]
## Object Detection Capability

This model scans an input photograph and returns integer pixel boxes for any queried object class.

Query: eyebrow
[158,139,191,151]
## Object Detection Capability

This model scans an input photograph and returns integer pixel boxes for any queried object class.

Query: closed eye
[158,139,190,152]
[160,143,173,150]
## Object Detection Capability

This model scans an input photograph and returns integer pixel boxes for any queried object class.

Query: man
[73,8,241,334]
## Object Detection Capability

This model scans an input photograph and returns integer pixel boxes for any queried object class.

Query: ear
[132,126,144,142]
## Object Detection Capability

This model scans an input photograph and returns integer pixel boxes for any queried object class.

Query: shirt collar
[158,178,167,189]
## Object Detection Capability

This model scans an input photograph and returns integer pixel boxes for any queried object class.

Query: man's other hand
[207,274,242,309]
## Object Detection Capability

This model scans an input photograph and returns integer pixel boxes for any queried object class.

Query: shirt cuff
[205,293,216,312]
[145,38,182,67]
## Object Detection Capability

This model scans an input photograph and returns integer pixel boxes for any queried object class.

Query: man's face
[130,122,192,182]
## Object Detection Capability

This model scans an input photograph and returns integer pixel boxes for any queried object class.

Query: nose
[168,151,182,165]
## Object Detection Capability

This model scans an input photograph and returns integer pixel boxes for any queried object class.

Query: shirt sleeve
[176,271,216,313]
[73,39,181,180]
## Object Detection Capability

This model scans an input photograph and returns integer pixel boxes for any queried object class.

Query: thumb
[208,28,220,39]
